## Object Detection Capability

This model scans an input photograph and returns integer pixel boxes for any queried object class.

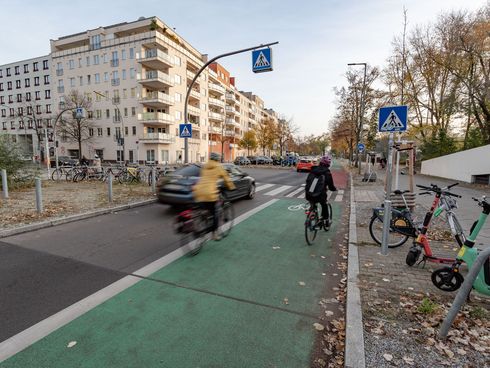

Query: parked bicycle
[175,195,234,256]
[51,165,77,181]
[304,201,332,245]
[119,166,146,184]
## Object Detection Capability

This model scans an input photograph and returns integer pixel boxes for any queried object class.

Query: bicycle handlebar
[416,183,461,198]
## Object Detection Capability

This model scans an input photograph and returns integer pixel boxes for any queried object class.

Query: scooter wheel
[405,246,421,266]
[431,267,464,292]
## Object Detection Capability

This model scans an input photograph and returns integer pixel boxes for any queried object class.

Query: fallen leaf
[383,353,393,362]
[402,356,414,365]
[283,298,289,305]
[272,246,280,250]
[325,310,334,317]
[67,341,77,348]
[382,278,390,282]
[313,323,325,331]
[456,348,466,356]
[298,281,306,286]
[322,273,327,276]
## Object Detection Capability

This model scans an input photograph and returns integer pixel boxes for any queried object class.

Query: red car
[296,158,317,172]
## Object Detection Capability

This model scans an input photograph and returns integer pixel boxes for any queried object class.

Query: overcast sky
[0,0,486,135]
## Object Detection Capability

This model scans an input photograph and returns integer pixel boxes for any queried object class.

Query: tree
[238,131,257,155]
[0,135,25,176]
[274,117,298,156]
[57,90,96,160]
[256,118,276,155]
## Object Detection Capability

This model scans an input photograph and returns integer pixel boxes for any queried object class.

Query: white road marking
[0,199,279,363]
[255,183,275,192]
[301,184,305,187]
[298,192,306,199]
[265,185,292,196]
[286,187,304,198]
[335,189,344,202]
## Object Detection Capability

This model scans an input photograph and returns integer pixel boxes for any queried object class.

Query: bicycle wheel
[323,202,333,232]
[65,168,76,182]
[448,214,466,247]
[51,168,63,181]
[305,207,319,245]
[219,201,235,238]
[369,215,409,248]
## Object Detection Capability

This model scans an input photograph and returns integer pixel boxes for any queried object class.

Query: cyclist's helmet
[210,152,221,161]
[320,155,332,167]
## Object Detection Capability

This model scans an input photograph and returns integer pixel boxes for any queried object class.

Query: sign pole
[381,132,394,255]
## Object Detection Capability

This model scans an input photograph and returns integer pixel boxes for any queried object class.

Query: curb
[0,198,158,239]
[344,173,366,368]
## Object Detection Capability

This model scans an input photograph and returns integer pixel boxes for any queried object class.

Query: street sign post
[379,105,408,132]
[357,143,365,153]
[252,48,273,73]
[179,123,192,138]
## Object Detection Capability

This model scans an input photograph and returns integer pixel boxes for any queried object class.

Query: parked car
[271,156,282,165]
[247,156,258,165]
[296,158,316,172]
[50,155,78,167]
[258,156,273,165]
[234,156,251,165]
[157,163,256,207]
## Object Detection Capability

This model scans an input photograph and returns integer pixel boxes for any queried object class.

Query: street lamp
[94,91,125,164]
[347,62,367,175]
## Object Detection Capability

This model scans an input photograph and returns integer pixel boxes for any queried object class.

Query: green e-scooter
[431,196,490,295]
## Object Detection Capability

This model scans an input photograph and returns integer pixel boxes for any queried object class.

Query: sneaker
[324,219,331,230]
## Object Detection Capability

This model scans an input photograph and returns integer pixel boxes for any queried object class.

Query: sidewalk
[350,168,490,367]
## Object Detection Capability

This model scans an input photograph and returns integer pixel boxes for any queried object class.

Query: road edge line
[0,199,278,362]
[0,198,157,239]
[344,173,366,368]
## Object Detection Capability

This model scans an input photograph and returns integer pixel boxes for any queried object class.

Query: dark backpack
[305,172,325,202]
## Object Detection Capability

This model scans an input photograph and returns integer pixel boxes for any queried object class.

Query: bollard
[108,172,113,203]
[35,178,43,213]
[151,167,156,194]
[380,200,392,255]
[1,169,8,199]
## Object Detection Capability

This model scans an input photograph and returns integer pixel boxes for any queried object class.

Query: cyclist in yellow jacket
[193,152,235,240]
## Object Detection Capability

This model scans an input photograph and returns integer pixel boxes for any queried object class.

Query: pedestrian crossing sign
[252,48,273,73]
[179,123,192,138]
[378,105,408,132]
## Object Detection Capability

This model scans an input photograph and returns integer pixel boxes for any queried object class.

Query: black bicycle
[304,201,332,245]
[175,196,235,255]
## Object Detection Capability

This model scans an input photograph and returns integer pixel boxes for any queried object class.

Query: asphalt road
[0,167,309,343]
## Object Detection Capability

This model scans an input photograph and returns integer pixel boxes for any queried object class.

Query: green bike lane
[1,198,344,368]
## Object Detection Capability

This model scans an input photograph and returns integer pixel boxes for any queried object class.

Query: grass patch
[469,306,488,320]
[417,298,439,315]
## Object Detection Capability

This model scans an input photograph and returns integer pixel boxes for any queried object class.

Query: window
[44,75,50,84]
[131,107,136,116]
[93,54,99,65]
[175,111,182,120]
[2,122,5,130]
[129,68,135,79]
[9,107,15,116]
[106,109,110,118]
[89,128,94,137]
[102,53,108,63]
[34,62,40,71]
[95,73,100,84]
[7,81,12,90]
[43,60,49,70]
[46,104,51,113]
[129,48,134,59]
[91,34,101,50]
[26,92,31,101]
[17,106,23,115]
[28,120,33,129]
[16,80,21,88]
[124,107,128,117]
[35,91,40,100]
[0,97,3,105]
[15,66,20,75]
[87,75,91,85]
[0,83,2,91]
[79,76,83,86]
[11,121,15,130]
[8,95,13,104]
[130,88,136,98]
[104,72,109,82]
[0,69,3,78]
[70,77,75,87]
[121,49,126,60]
[132,126,136,135]
[122,89,127,99]
[16,94,22,103]
[78,58,82,68]
[24,64,29,73]
[34,77,40,86]
[175,93,182,102]
[27,106,32,115]
[124,126,128,136]
[115,127,121,138]
[106,127,111,136]
[97,128,103,136]
[86,56,91,66]
[24,78,30,87]
[96,110,102,119]
[146,149,155,162]
[122,69,126,80]
[68,59,74,69]
[45,90,51,99]
[174,75,181,85]
[19,120,24,129]
[174,56,181,66]
[6,68,11,76]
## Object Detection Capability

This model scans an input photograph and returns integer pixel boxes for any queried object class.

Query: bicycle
[119,166,146,184]
[304,200,332,245]
[175,196,235,255]
[51,165,76,181]
[147,166,174,186]
[369,183,465,249]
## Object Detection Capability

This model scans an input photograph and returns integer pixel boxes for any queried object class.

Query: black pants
[319,195,329,220]
[200,201,218,231]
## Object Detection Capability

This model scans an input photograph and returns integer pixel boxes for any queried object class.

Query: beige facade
[1,16,279,164]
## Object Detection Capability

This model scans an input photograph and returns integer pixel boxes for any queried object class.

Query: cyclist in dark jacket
[309,155,337,227]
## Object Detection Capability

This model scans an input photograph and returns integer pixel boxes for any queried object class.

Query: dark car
[247,156,258,165]
[234,156,251,165]
[258,156,273,165]
[50,155,78,167]
[157,163,256,206]
[272,156,282,165]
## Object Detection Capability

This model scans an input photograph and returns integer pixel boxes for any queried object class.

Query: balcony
[186,69,197,81]
[139,132,175,144]
[208,111,224,122]
[138,48,173,69]
[111,78,120,86]
[225,92,238,102]
[209,97,225,109]
[138,112,175,125]
[188,105,200,116]
[188,89,201,101]
[225,118,239,127]
[225,106,239,115]
[139,92,174,108]
[208,83,225,95]
[56,69,64,76]
[225,130,235,137]
[209,126,222,134]
[110,59,119,67]
[138,70,174,89]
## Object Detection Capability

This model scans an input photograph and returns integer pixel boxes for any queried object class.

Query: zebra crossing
[255,182,345,201]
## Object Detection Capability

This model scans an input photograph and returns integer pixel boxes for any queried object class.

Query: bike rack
[439,247,490,339]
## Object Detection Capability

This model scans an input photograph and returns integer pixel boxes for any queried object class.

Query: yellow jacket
[193,160,236,202]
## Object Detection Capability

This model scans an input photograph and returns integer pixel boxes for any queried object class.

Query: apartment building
[1,16,279,164]
[0,55,52,158]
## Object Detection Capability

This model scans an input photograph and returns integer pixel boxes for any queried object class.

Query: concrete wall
[421,145,490,183]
